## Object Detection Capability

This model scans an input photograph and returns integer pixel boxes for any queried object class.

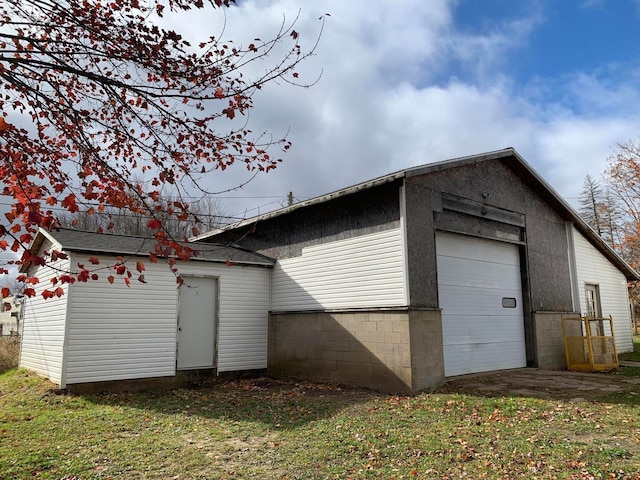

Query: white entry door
[436,232,527,377]
[177,277,218,370]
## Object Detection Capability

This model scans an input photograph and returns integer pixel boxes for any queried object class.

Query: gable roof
[192,147,640,281]
[28,228,275,267]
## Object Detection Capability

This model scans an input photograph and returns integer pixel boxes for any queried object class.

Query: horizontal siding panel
[572,227,634,353]
[272,228,406,311]
[64,253,178,384]
[66,369,175,384]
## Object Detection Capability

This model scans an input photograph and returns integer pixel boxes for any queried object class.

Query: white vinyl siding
[19,239,70,386]
[271,228,406,311]
[180,263,270,372]
[64,253,179,384]
[63,256,271,383]
[436,232,526,377]
[571,227,634,353]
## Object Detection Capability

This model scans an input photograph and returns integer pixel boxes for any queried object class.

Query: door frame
[176,275,220,371]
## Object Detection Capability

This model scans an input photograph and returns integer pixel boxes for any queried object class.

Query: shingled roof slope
[37,228,274,266]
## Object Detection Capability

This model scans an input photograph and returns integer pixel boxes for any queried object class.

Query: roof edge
[191,148,517,241]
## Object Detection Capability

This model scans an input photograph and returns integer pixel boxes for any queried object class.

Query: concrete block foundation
[534,311,577,369]
[268,308,444,393]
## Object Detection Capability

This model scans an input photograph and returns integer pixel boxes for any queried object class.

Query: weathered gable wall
[212,181,402,259]
[404,158,574,312]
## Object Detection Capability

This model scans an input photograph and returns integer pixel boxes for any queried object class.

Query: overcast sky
[175,0,640,220]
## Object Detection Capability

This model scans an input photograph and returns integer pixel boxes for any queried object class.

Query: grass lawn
[1,369,639,479]
[619,335,640,363]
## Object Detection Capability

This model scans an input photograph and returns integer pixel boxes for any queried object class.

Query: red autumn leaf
[147,219,162,230]
[124,277,131,287]
[28,211,42,225]
[138,274,146,283]
[61,193,79,213]
[226,259,232,267]
[107,275,115,284]
[135,261,145,273]
[50,250,68,261]
[88,257,100,265]
[23,288,36,297]
[1,287,10,298]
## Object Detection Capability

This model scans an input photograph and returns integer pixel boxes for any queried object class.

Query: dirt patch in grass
[440,367,640,404]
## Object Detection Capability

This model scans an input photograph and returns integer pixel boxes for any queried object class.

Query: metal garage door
[436,231,526,377]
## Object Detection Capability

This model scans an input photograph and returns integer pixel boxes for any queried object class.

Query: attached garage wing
[436,232,526,377]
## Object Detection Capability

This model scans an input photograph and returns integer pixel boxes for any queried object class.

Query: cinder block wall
[408,309,444,391]
[269,310,421,392]
[534,311,576,369]
[268,309,447,393]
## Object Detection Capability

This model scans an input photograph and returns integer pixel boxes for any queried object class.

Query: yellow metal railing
[561,316,619,372]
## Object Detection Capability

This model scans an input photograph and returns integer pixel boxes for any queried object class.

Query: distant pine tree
[579,174,604,236]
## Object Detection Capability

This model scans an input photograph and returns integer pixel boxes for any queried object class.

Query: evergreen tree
[579,175,604,236]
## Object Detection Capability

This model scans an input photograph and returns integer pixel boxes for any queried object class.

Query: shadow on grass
[77,366,640,426]
[79,376,384,429]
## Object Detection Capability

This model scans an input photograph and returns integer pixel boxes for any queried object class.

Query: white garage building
[19,149,638,392]
[195,148,638,392]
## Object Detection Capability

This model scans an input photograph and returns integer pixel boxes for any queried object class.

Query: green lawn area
[1,369,639,479]
[619,335,640,363]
